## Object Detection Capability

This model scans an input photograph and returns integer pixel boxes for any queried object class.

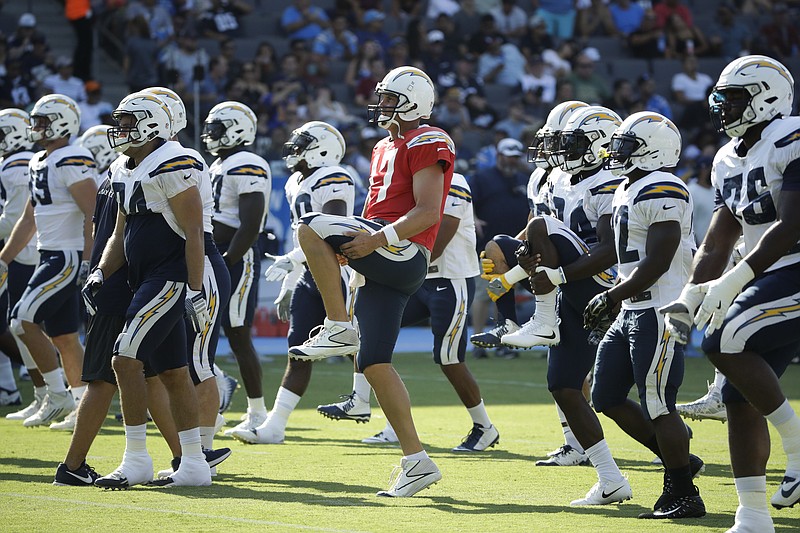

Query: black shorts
[83,313,155,384]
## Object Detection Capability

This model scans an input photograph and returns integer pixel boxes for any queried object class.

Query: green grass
[1,354,799,532]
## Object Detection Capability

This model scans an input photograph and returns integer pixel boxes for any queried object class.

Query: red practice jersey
[363,125,456,251]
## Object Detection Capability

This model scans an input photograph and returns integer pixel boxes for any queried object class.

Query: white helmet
[532,100,589,168]
[604,112,682,176]
[108,91,173,153]
[0,108,33,156]
[202,101,257,156]
[709,55,794,138]
[141,86,187,137]
[368,66,435,131]
[557,106,621,175]
[282,121,346,170]
[78,125,116,171]
[28,94,81,142]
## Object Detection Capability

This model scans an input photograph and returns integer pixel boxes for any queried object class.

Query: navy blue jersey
[91,175,133,315]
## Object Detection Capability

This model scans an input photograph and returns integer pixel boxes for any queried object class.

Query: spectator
[43,56,87,102]
[453,0,483,39]
[686,151,715,246]
[20,35,52,86]
[438,55,485,100]
[198,56,229,114]
[477,35,526,87]
[78,80,114,133]
[0,60,36,108]
[536,0,576,40]
[494,99,537,140]
[344,39,383,90]
[386,37,411,69]
[653,0,693,30]
[391,0,425,31]
[229,62,269,111]
[637,73,672,120]
[288,39,324,86]
[219,38,243,81]
[270,53,309,108]
[65,0,94,81]
[542,40,575,77]
[431,13,462,59]
[253,41,278,83]
[7,13,45,61]
[353,57,385,107]
[491,0,528,41]
[671,55,713,130]
[575,0,618,39]
[553,78,576,104]
[609,0,645,36]
[126,0,174,46]
[467,14,502,56]
[757,3,800,63]
[424,30,456,88]
[312,13,358,62]
[566,50,609,104]
[465,92,499,130]
[159,31,210,93]
[474,128,509,171]
[665,13,709,58]
[355,10,392,53]
[427,0,462,19]
[199,0,252,41]
[708,2,751,60]
[434,87,472,131]
[520,15,556,58]
[123,16,159,92]
[281,0,330,42]
[604,78,637,119]
[518,54,557,108]
[303,86,359,129]
[628,8,665,59]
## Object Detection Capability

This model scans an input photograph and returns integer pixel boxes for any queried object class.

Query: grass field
[1,352,799,532]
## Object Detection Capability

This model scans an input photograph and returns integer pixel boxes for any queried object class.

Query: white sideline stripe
[1,493,368,532]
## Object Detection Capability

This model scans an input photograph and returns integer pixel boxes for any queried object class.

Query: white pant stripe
[191,256,219,382]
[116,281,183,359]
[440,278,469,366]
[644,317,673,419]
[15,250,79,323]
[228,248,254,328]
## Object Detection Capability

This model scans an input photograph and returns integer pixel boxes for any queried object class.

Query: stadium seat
[587,37,625,60]
[607,58,650,83]
[483,84,514,114]
[650,58,684,97]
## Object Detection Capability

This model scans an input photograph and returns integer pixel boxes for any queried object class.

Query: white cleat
[362,429,399,444]
[217,373,238,414]
[571,477,632,506]
[536,444,590,466]
[149,457,211,487]
[0,387,21,406]
[771,473,800,509]
[501,317,560,348]
[23,391,75,427]
[288,318,360,361]
[229,421,284,444]
[223,410,267,437]
[726,505,775,532]
[452,423,499,452]
[94,452,154,490]
[214,413,225,434]
[49,408,78,431]
[676,381,727,422]
[376,456,442,497]
[317,392,371,423]
[6,389,44,420]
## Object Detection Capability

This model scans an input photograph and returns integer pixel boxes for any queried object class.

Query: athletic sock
[766,400,800,473]
[268,387,301,429]
[405,450,428,462]
[556,403,583,453]
[735,476,768,511]
[534,290,558,327]
[246,396,267,415]
[70,385,87,404]
[34,385,46,400]
[199,426,215,451]
[178,428,203,459]
[467,399,492,428]
[0,353,16,391]
[124,423,147,453]
[712,368,726,390]
[329,319,354,329]
[585,440,623,483]
[353,372,371,403]
[42,368,66,394]
[495,293,517,324]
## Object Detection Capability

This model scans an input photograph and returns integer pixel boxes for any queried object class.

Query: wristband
[381,225,400,246]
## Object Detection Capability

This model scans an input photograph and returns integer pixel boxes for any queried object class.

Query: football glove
[487,276,513,302]
[695,261,755,336]
[535,266,567,286]
[587,316,614,346]
[81,268,104,316]
[0,259,7,297]
[264,253,301,282]
[479,251,496,280]
[185,287,211,333]
[658,283,706,345]
[583,291,617,331]
[77,259,91,287]
[274,287,293,322]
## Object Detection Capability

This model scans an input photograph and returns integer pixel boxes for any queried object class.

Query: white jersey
[428,173,480,279]
[527,167,552,217]
[209,150,271,230]
[183,145,215,233]
[29,145,97,251]
[612,171,694,310]
[109,141,203,239]
[549,167,622,246]
[712,117,800,272]
[0,151,38,265]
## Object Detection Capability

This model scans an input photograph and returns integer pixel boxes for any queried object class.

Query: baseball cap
[85,80,102,92]
[428,30,445,43]
[56,56,73,68]
[497,138,524,157]
[363,10,385,24]
[19,13,36,28]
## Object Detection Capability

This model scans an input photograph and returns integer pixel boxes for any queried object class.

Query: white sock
[353,372,371,402]
[42,368,66,394]
[556,403,583,453]
[267,387,301,429]
[405,450,428,462]
[734,476,768,511]
[0,354,16,391]
[766,400,800,472]
[503,264,528,284]
[178,428,203,459]
[247,396,267,414]
[124,423,147,453]
[199,426,214,451]
[34,385,46,400]
[467,399,492,428]
[70,385,87,403]
[712,368,725,389]
[328,318,353,329]
[585,440,624,483]
[534,290,558,326]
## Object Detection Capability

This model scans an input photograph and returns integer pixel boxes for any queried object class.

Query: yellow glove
[480,251,497,280]
[487,275,513,302]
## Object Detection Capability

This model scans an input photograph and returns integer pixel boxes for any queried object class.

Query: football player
[0,94,97,428]
[586,111,705,519]
[228,120,355,444]
[77,125,117,176]
[661,55,800,531]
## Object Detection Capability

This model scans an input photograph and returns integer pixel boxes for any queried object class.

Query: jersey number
[615,205,640,264]
[112,181,149,214]
[212,174,223,213]
[722,167,777,225]
[370,148,397,206]
[292,193,312,222]
[30,167,52,206]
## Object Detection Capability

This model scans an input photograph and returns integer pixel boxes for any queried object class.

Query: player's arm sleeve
[633,181,690,225]
[406,131,456,175]
[444,183,472,220]
[310,171,355,206]
[56,155,97,188]
[151,155,203,198]
[227,162,272,196]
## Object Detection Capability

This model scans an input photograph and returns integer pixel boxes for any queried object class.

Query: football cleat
[157,447,232,478]
[654,454,706,510]
[217,373,239,414]
[50,409,78,431]
[53,461,99,487]
[727,505,775,532]
[6,389,44,420]
[571,477,632,506]
[149,457,211,487]
[317,392,371,423]
[0,387,21,406]
[470,319,519,348]
[536,444,590,466]
[677,381,727,422]
[229,421,284,444]
[501,317,560,348]
[94,452,153,490]
[223,410,267,437]
[23,391,75,427]
[376,456,442,497]
[214,413,225,434]
[288,319,360,360]
[771,474,800,509]
[452,423,499,452]
[639,487,706,519]
[362,429,399,444]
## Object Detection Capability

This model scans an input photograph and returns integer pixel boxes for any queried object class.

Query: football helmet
[557,106,621,175]
[530,100,589,168]
[282,121,346,170]
[28,94,81,142]
[202,101,257,156]
[604,111,681,176]
[108,92,173,153]
[709,55,794,138]
[368,66,435,131]
[0,108,33,156]
[141,86,187,137]
[78,125,116,171]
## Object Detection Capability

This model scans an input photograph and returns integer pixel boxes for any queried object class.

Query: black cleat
[639,488,706,519]
[53,461,99,486]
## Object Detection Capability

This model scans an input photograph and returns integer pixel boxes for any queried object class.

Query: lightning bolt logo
[739,300,800,330]
[445,287,467,356]
[559,102,588,123]
[197,285,218,357]
[736,59,793,86]
[653,329,671,401]
[237,256,253,310]
[130,283,181,338]
[32,259,76,303]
